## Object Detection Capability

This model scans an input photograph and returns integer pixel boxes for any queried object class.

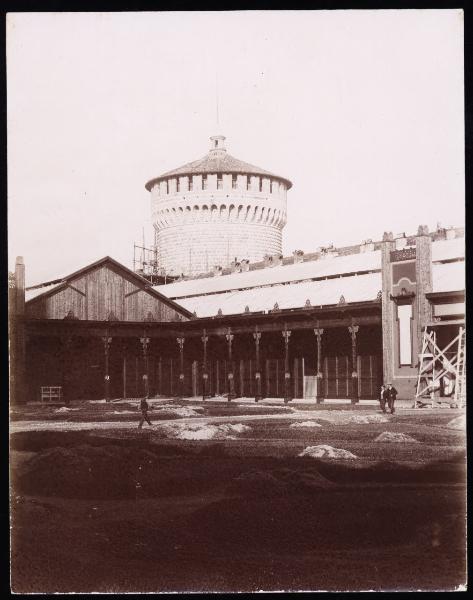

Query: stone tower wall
[151,174,288,276]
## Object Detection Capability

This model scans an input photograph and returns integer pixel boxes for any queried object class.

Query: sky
[7,10,464,286]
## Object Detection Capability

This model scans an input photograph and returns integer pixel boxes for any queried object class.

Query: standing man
[383,383,398,414]
[138,396,152,429]
[379,384,386,412]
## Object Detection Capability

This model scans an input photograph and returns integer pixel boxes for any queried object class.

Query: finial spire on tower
[216,71,220,131]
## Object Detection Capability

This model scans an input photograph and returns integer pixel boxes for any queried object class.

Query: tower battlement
[146,136,291,276]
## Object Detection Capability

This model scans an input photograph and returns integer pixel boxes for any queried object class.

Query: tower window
[202,175,208,190]
[247,175,252,190]
[217,174,223,190]
[188,176,193,191]
[259,177,263,192]
[176,178,180,193]
[232,174,238,189]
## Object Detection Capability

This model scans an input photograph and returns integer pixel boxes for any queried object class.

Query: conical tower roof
[145,135,292,191]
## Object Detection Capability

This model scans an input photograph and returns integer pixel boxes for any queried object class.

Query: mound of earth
[374,432,419,443]
[159,422,251,440]
[15,444,161,499]
[154,406,203,418]
[348,414,390,424]
[290,421,321,428]
[54,407,80,413]
[227,467,334,497]
[299,445,357,459]
[447,415,466,430]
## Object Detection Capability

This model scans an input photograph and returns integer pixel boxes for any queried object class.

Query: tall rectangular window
[398,304,413,366]
[217,174,223,190]
[188,176,193,191]
[247,175,252,190]
[232,174,238,189]
[202,175,208,190]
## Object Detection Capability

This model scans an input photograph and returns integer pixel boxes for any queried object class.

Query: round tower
[145,135,292,277]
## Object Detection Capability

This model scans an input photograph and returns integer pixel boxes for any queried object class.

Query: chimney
[293,250,304,264]
[230,260,241,274]
[240,259,250,272]
[272,253,283,267]
[263,254,272,268]
[212,265,223,277]
[319,245,337,259]
[360,240,374,253]
[15,256,25,316]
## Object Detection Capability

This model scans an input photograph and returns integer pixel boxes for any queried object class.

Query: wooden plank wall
[26,265,186,322]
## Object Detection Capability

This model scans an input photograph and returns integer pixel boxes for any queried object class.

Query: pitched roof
[25,256,195,319]
[162,272,382,318]
[145,140,292,190]
[431,237,465,262]
[155,250,382,299]
[432,261,465,293]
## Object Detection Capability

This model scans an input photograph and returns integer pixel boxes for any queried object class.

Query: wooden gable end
[26,262,190,322]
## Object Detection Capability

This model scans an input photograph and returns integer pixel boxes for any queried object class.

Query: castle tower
[145,135,292,276]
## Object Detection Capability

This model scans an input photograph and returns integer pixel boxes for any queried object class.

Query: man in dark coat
[138,397,152,429]
[382,383,398,414]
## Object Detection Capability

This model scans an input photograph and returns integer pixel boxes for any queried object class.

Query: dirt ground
[9,399,467,592]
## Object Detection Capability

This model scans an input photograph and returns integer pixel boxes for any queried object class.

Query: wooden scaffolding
[415,323,466,408]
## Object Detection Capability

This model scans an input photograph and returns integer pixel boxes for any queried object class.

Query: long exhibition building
[9,136,465,404]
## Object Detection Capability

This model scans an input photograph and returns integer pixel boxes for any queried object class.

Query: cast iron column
[201,329,209,400]
[102,334,112,402]
[176,337,185,399]
[253,329,262,402]
[140,335,150,398]
[282,326,292,403]
[313,327,325,403]
[226,328,236,401]
[348,324,360,404]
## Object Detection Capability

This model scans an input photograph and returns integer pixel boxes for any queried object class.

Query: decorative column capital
[176,337,185,349]
[253,332,261,341]
[348,325,359,338]
[282,329,291,342]
[102,336,112,350]
[313,328,324,337]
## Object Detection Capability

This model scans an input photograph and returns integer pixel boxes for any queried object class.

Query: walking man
[138,396,152,429]
[383,383,398,414]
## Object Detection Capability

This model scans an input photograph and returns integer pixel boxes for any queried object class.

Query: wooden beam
[66,283,86,297]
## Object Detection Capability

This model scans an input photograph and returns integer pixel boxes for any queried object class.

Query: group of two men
[380,383,398,414]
